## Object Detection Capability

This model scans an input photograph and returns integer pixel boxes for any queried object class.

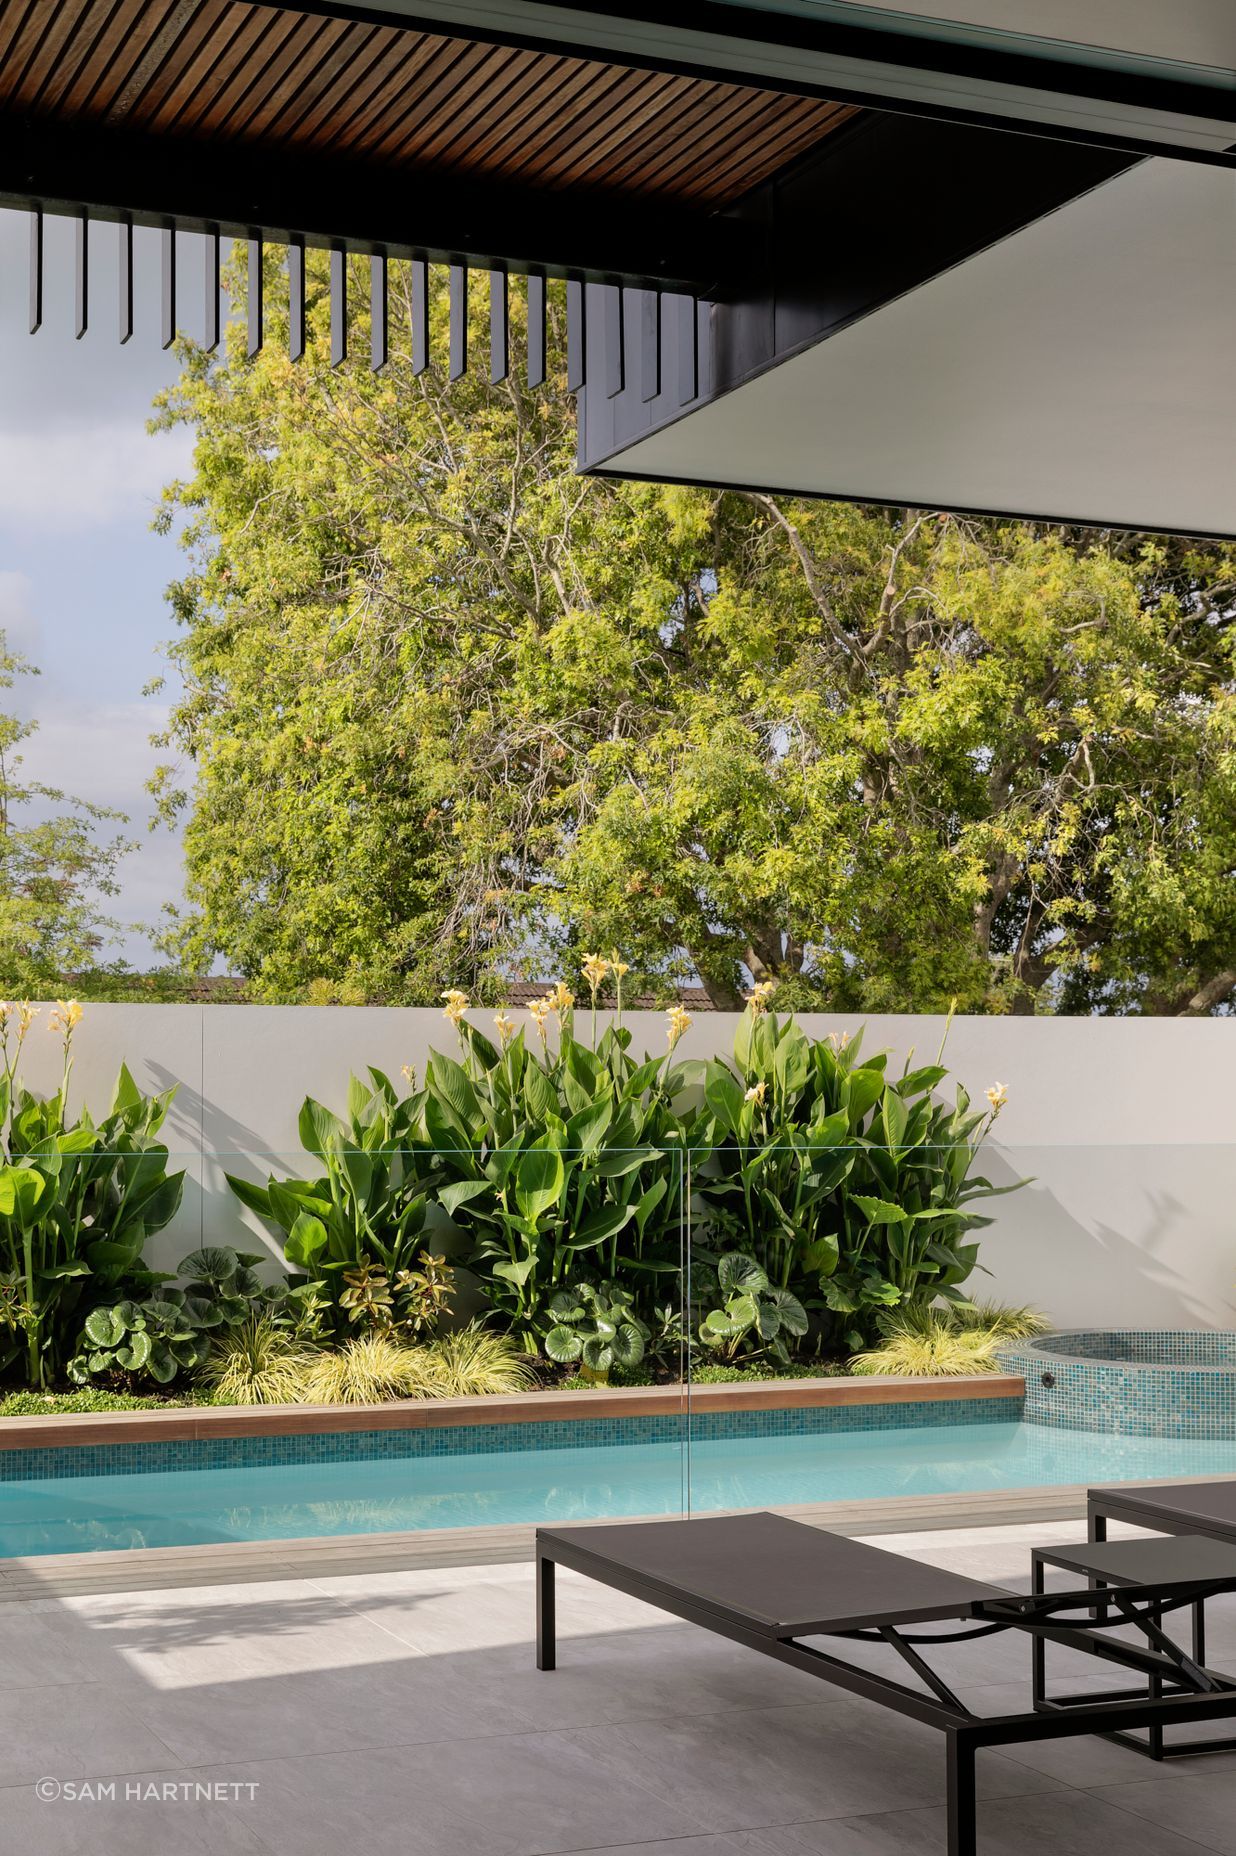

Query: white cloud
[0,570,39,657]
[0,424,193,530]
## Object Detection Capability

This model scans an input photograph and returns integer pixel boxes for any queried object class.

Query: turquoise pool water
[5,1419,1236,1557]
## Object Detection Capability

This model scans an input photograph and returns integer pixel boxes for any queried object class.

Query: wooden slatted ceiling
[0,0,858,207]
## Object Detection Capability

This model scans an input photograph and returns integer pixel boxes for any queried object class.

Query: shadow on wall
[980,1142,1235,1330]
[145,1061,286,1278]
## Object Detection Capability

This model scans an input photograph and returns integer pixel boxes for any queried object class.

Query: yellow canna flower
[666,1003,692,1049]
[400,1063,417,1088]
[609,954,630,980]
[744,1080,767,1105]
[745,978,778,1017]
[493,1012,516,1047]
[441,988,470,1026]
[985,1082,1008,1116]
[549,982,574,1018]
[16,1003,37,1037]
[528,997,551,1042]
[581,953,610,994]
[49,999,83,1038]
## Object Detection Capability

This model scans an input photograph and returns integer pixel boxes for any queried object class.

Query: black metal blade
[370,251,388,370]
[161,224,176,350]
[118,218,133,345]
[74,210,88,340]
[28,208,42,334]
[527,272,545,388]
[330,246,347,367]
[203,226,220,352]
[411,258,429,374]
[288,237,305,361]
[449,263,467,380]
[247,237,263,358]
[490,269,508,384]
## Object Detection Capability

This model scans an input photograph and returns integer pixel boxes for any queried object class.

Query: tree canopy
[0,635,132,990]
[150,253,1236,1014]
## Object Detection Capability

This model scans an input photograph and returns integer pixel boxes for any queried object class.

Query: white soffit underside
[812,1,1236,74]
[602,160,1236,536]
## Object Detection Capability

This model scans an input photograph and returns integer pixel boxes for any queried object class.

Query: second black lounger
[537,1510,1236,1856]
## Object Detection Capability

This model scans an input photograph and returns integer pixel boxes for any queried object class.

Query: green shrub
[544,1282,649,1384]
[697,1252,808,1365]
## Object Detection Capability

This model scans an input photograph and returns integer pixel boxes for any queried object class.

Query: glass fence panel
[0,1122,688,1556]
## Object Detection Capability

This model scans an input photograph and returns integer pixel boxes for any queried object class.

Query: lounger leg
[1089,1508,1107,1545]
[537,1551,556,1672]
[1031,1553,1045,1708]
[946,1731,977,1856]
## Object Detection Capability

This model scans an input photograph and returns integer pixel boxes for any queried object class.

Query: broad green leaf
[514,1145,564,1223]
[437,1179,492,1219]
[298,1096,344,1159]
[851,1195,910,1225]
[284,1212,329,1268]
[572,1202,635,1249]
[704,1065,744,1134]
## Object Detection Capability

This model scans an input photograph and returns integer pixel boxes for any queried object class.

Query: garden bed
[0,1370,1024,1448]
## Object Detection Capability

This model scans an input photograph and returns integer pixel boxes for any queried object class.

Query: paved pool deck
[3,1516,1236,1855]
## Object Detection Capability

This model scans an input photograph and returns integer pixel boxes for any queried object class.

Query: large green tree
[151,253,1236,1014]
[0,636,132,989]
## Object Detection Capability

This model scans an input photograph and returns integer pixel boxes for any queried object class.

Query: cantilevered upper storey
[2,1,1234,533]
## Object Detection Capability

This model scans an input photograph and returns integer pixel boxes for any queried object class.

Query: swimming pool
[5,1416,1236,1557]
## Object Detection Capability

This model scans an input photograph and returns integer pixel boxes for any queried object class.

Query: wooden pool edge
[0,1372,1025,1450]
[7,1472,1236,1602]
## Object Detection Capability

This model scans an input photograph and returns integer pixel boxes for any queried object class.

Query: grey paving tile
[994,1720,1236,1789]
[1090,1772,1236,1853]
[432,1624,828,1733]
[112,1658,475,1765]
[330,1567,670,1654]
[568,1700,1060,1833]
[0,1608,101,1686]
[762,1787,1221,1854]
[186,1733,706,1856]
[41,1586,421,1685]
[0,1681,181,1788]
[168,1752,500,1856]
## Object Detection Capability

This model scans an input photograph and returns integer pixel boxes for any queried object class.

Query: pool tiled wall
[1000,1331,1236,1438]
[0,1394,1022,1483]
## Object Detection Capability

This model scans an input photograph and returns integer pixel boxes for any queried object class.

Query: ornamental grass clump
[297,1333,424,1405]
[849,1302,1049,1377]
[419,1324,536,1398]
[204,1316,314,1406]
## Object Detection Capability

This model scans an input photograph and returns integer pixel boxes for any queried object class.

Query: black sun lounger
[1090,1478,1236,1552]
[536,1510,1236,1856]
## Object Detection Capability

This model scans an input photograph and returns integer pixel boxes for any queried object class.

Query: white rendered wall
[13,1004,1235,1329]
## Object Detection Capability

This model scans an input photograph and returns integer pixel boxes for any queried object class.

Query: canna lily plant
[696,992,1022,1349]
[421,971,703,1350]
[226,1071,433,1336]
[0,1002,185,1387]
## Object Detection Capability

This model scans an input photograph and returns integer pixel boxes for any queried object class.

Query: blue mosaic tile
[999,1331,1236,1439]
[0,1394,1021,1484]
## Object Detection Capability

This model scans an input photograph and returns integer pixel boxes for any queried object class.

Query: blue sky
[0,208,198,965]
